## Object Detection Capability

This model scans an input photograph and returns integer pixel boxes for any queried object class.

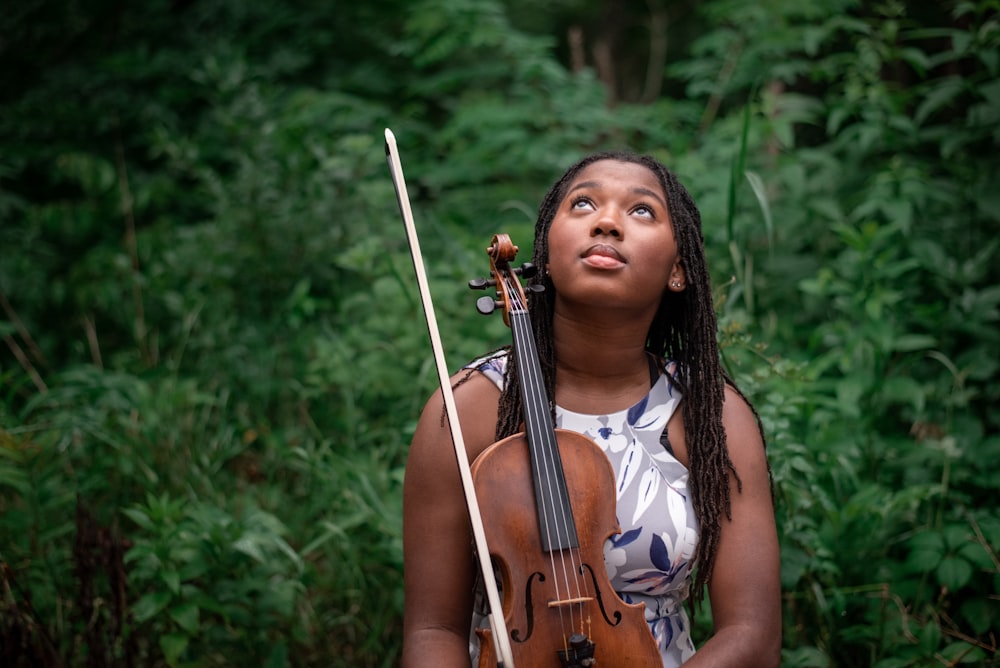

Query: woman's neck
[550,308,655,414]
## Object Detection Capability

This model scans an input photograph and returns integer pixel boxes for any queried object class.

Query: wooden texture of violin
[470,233,662,667]
[471,430,662,667]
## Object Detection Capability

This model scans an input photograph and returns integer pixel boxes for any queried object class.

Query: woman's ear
[668,263,686,292]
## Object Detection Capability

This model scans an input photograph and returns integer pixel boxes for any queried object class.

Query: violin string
[504,275,570,632]
[517,309,589,636]
[517,275,589,634]
[505,270,589,637]
[532,321,590,638]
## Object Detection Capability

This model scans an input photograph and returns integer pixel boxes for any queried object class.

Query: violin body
[471,428,662,667]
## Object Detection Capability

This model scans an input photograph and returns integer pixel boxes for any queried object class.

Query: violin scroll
[469,233,544,325]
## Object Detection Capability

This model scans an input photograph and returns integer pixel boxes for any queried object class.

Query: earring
[671,281,682,289]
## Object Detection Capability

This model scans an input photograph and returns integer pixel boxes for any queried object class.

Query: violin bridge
[547,596,595,608]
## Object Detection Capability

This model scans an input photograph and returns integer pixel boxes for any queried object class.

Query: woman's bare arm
[401,372,501,668]
[683,386,782,667]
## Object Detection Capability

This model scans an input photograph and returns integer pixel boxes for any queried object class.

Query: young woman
[401,152,781,667]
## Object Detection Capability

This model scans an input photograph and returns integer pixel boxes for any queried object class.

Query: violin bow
[384,129,515,668]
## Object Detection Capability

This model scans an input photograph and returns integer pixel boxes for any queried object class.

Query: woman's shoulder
[720,383,760,432]
[410,361,504,468]
[720,383,768,472]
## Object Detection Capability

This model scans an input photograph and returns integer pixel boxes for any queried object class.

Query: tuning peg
[515,263,538,278]
[526,284,545,294]
[476,296,500,316]
[468,277,496,291]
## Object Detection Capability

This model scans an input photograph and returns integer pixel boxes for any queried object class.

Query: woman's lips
[581,243,626,269]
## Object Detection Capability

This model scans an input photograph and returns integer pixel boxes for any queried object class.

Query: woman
[401,152,781,666]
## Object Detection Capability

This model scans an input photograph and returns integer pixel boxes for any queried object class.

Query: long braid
[492,152,765,602]
[653,163,736,598]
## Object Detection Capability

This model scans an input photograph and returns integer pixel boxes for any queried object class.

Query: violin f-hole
[510,571,545,643]
[580,562,625,627]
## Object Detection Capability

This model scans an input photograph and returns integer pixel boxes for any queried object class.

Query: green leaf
[834,377,864,419]
[890,334,936,352]
[827,105,851,135]
[233,534,266,563]
[939,640,985,664]
[187,589,228,617]
[915,76,964,125]
[745,170,774,250]
[780,546,811,588]
[918,620,941,654]
[955,541,991,572]
[960,597,997,636]
[161,570,181,595]
[122,507,155,531]
[265,642,289,668]
[907,531,945,571]
[951,30,972,55]
[879,375,924,408]
[781,646,831,667]
[0,458,29,494]
[937,555,973,590]
[179,558,210,581]
[873,659,915,668]
[943,524,971,550]
[159,632,189,666]
[169,601,200,634]
[133,590,172,623]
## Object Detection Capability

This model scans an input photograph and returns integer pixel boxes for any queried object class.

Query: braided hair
[493,151,764,600]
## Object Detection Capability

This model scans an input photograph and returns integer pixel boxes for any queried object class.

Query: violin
[384,130,660,667]
[468,235,662,667]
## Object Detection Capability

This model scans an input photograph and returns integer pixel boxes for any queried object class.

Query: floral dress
[468,353,698,667]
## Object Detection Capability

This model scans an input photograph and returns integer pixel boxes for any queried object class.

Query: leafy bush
[1,0,997,666]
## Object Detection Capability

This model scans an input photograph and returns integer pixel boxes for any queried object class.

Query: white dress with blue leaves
[469,353,698,667]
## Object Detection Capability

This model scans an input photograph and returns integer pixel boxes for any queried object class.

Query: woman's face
[545,159,685,315]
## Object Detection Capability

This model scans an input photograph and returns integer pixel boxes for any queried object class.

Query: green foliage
[125,495,303,666]
[703,1,1000,664]
[1,0,998,665]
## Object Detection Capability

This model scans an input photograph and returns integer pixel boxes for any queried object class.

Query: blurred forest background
[1,0,998,666]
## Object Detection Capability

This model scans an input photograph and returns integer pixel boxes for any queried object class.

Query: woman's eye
[633,204,654,218]
[571,197,594,210]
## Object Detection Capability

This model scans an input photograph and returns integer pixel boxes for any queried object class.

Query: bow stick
[384,129,515,668]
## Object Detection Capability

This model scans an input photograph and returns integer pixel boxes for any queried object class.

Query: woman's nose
[591,209,623,238]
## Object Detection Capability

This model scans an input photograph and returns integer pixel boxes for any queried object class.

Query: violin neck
[510,310,580,552]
